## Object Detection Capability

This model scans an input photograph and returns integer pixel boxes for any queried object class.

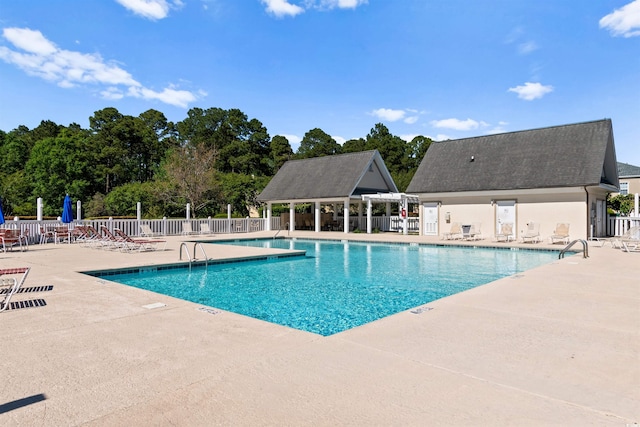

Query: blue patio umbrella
[0,197,4,225]
[61,194,73,224]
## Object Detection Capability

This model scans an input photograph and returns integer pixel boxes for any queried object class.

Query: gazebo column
[314,201,321,232]
[343,199,350,233]
[289,203,295,233]
[266,202,272,231]
[366,199,372,234]
[357,202,363,231]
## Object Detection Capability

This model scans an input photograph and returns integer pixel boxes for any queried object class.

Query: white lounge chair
[612,226,640,249]
[182,222,196,235]
[200,223,214,235]
[139,224,160,237]
[442,223,463,240]
[495,223,514,242]
[522,222,541,243]
[465,222,483,240]
[0,267,31,312]
[550,223,570,244]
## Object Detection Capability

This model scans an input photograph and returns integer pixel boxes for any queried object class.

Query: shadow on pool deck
[0,231,638,425]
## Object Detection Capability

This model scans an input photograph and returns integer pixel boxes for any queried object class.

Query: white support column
[289,203,295,233]
[402,199,408,235]
[635,193,639,217]
[266,202,272,231]
[343,199,350,233]
[367,199,372,234]
[314,202,321,232]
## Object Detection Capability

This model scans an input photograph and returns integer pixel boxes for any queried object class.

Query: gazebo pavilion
[257,150,411,234]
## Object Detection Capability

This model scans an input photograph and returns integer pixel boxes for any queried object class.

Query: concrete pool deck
[0,232,638,426]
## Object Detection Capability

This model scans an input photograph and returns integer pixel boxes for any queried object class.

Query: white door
[595,199,606,237]
[495,200,516,237]
[423,202,438,235]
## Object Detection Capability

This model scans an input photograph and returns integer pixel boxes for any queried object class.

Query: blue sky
[1,0,639,165]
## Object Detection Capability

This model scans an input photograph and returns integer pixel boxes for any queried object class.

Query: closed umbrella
[61,195,73,224]
[0,197,4,225]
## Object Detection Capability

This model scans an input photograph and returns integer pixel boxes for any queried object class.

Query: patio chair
[495,223,514,242]
[465,222,483,240]
[182,222,196,235]
[442,222,463,240]
[621,241,640,252]
[521,222,541,243]
[140,223,159,237]
[39,226,55,244]
[1,229,28,252]
[549,223,570,244]
[612,226,640,249]
[114,229,166,252]
[0,267,31,313]
[200,223,214,236]
[54,226,72,245]
[100,226,128,251]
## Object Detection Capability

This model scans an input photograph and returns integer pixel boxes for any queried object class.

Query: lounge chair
[182,222,196,235]
[550,223,570,244]
[442,222,463,240]
[100,226,128,251]
[612,226,640,250]
[522,222,541,243]
[200,223,214,235]
[114,228,166,252]
[621,241,640,252]
[495,223,514,242]
[140,223,160,237]
[465,222,483,240]
[0,267,31,313]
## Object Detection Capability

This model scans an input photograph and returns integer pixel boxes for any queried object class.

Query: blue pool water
[93,239,558,336]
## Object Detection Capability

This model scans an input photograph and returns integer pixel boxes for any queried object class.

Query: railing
[559,239,589,259]
[607,215,640,237]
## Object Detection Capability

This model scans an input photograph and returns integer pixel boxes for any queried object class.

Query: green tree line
[0,107,432,218]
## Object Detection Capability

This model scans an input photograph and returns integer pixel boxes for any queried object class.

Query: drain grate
[0,285,53,294]
[7,299,47,310]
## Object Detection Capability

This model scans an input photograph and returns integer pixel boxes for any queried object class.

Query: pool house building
[406,119,619,241]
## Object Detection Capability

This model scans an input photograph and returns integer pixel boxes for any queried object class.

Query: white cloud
[316,0,368,10]
[434,134,451,141]
[261,0,304,17]
[404,116,418,124]
[115,0,183,20]
[600,0,640,38]
[430,118,483,131]
[370,108,406,122]
[399,134,418,142]
[517,41,538,55]
[508,82,553,100]
[262,0,367,17]
[333,135,346,145]
[0,27,200,108]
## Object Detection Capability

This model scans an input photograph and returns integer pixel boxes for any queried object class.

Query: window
[620,181,629,195]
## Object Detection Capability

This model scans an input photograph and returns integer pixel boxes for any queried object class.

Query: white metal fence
[7,215,633,244]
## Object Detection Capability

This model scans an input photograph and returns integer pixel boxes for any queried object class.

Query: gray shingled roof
[407,119,617,193]
[257,150,397,201]
[617,162,640,178]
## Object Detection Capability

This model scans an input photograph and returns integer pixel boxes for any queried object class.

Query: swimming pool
[89,239,559,336]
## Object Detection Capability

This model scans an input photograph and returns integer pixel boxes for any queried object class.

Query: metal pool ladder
[180,242,208,270]
[559,239,589,259]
